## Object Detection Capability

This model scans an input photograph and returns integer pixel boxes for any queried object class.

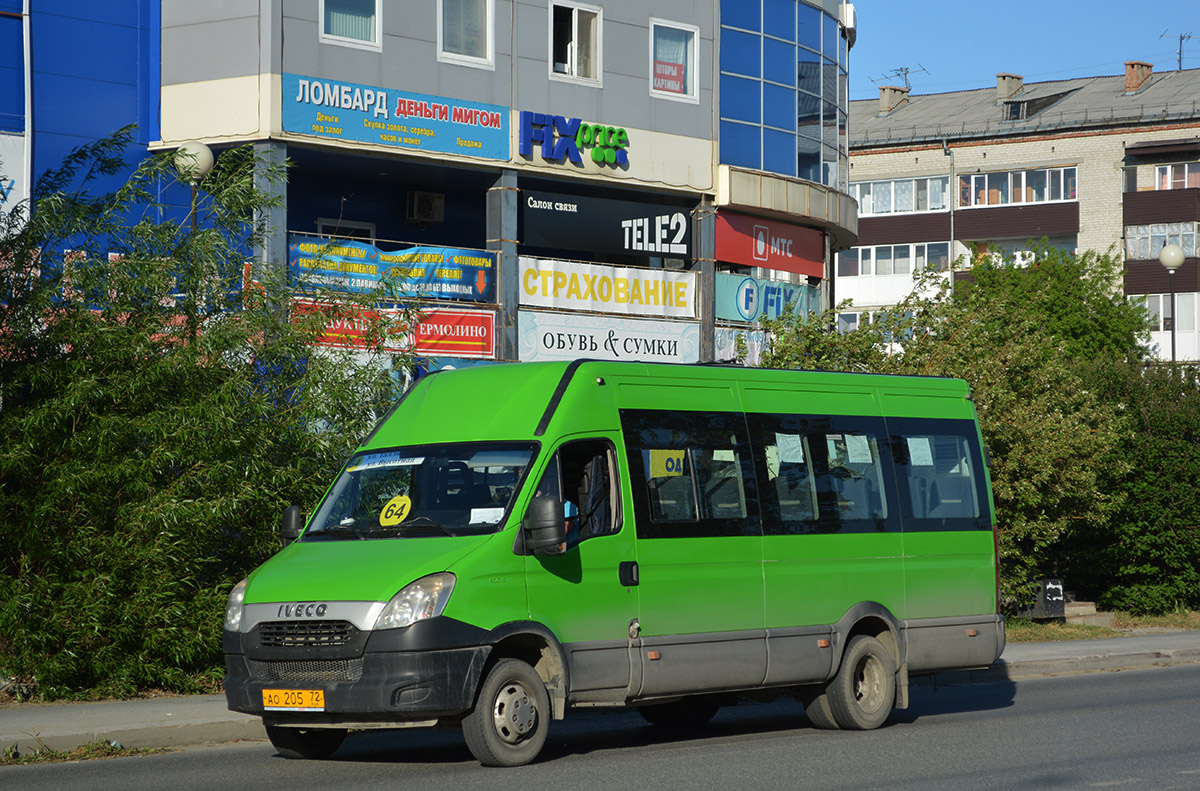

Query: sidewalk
[3,631,1198,756]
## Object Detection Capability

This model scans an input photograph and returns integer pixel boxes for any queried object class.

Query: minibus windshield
[302,442,537,540]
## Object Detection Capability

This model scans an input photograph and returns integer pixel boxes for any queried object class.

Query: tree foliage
[0,129,418,698]
[756,246,1154,611]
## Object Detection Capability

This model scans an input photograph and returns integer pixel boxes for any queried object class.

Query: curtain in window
[444,0,487,58]
[325,0,376,42]
[654,25,691,94]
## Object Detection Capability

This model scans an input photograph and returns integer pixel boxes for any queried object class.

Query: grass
[1,739,162,766]
[1005,610,1200,642]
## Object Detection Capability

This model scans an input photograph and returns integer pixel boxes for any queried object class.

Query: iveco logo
[277,602,329,618]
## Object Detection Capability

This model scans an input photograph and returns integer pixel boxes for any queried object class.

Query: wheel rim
[492,680,538,744]
[852,654,886,714]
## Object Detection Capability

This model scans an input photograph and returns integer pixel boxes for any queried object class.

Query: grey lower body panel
[903,614,1006,674]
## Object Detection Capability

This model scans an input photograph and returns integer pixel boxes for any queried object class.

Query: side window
[621,409,759,539]
[749,413,898,535]
[890,418,989,531]
[530,439,621,549]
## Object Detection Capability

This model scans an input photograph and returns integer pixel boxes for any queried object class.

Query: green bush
[0,130,416,698]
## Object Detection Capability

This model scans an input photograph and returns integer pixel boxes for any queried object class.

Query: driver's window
[560,439,621,547]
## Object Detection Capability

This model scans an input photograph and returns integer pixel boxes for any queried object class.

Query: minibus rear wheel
[826,635,896,730]
[463,658,550,767]
[264,724,346,759]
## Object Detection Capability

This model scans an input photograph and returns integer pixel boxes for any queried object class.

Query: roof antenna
[1160,30,1194,71]
[869,64,929,90]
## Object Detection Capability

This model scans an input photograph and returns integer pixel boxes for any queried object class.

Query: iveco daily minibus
[223,360,1004,766]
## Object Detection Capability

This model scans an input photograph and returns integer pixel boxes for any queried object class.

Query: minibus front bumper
[223,618,492,721]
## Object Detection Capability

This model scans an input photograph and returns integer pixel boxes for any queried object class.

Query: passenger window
[621,409,760,539]
[765,433,818,523]
[898,433,981,522]
[824,433,888,522]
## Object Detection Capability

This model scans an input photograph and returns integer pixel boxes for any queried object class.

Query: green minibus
[223,360,1004,766]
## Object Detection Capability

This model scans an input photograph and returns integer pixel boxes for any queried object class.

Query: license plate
[262,688,325,711]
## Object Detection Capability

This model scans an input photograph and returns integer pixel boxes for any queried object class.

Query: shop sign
[411,308,495,359]
[522,190,691,258]
[517,111,629,166]
[289,233,495,303]
[715,273,820,323]
[714,211,824,277]
[519,310,699,363]
[295,301,495,359]
[519,256,696,319]
[283,73,509,160]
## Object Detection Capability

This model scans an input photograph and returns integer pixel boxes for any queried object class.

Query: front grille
[248,658,364,683]
[259,620,355,647]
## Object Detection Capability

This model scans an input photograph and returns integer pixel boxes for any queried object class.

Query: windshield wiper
[320,518,368,540]
[369,516,456,537]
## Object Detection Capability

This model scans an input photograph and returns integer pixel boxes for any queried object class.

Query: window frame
[316,218,376,242]
[648,18,700,104]
[548,0,603,86]
[319,0,382,52]
[437,0,496,70]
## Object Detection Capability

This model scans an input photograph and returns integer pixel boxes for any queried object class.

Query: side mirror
[523,495,566,556]
[281,505,304,547]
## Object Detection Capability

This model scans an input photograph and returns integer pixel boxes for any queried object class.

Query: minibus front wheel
[463,658,550,767]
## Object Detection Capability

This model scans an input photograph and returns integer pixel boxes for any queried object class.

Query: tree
[754,246,1149,610]
[0,129,419,698]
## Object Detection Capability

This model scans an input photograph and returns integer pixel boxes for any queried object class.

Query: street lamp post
[1158,242,1185,363]
[173,141,215,234]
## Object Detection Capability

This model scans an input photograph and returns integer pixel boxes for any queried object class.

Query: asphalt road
[5,665,1200,791]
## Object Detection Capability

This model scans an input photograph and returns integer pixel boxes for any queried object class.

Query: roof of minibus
[362,361,973,450]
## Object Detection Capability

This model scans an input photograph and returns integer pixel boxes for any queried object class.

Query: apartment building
[844,61,1200,360]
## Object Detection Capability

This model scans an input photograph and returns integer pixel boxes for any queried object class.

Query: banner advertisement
[714,211,824,277]
[519,310,699,363]
[289,233,495,303]
[0,133,27,214]
[521,189,693,259]
[714,326,767,367]
[519,256,696,319]
[715,273,820,323]
[296,301,495,359]
[282,73,509,161]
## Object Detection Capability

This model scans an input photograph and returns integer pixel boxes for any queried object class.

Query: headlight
[373,573,455,630]
[224,578,247,632]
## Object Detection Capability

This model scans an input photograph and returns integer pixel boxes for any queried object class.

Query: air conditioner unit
[406,191,445,224]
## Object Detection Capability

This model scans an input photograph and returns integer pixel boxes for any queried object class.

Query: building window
[1136,293,1195,333]
[650,19,698,103]
[1125,222,1198,260]
[1156,163,1200,190]
[550,2,601,83]
[837,243,951,277]
[959,166,1077,208]
[853,177,949,216]
[316,218,376,242]
[439,0,494,68]
[320,0,381,51]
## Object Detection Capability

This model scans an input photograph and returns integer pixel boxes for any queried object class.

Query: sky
[848,0,1200,102]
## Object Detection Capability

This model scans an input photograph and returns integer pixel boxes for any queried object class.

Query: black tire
[802,690,840,730]
[463,658,550,767]
[264,724,346,759]
[826,635,896,730]
[638,696,720,729]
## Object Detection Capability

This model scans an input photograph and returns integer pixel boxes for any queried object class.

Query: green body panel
[438,534,529,630]
[244,534,492,604]
[902,531,997,618]
[762,534,905,627]
[634,536,765,636]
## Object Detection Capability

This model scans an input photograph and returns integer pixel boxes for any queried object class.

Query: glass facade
[718,0,848,190]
